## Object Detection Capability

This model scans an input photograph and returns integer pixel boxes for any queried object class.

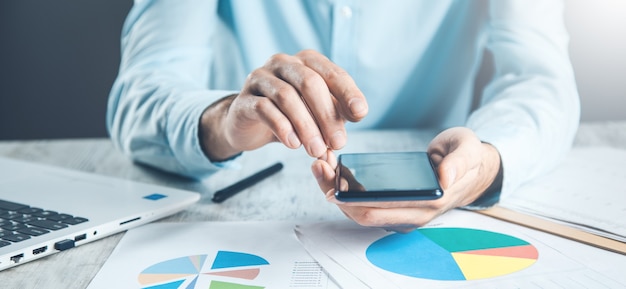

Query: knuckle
[247,69,264,83]
[410,215,432,228]
[290,115,309,130]
[296,49,319,59]
[274,123,293,140]
[273,86,296,103]
[252,96,272,112]
[300,73,325,94]
[353,210,379,227]
[325,68,349,83]
[267,53,291,66]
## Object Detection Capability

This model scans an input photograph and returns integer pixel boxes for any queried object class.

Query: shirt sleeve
[467,0,581,198]
[106,0,238,179]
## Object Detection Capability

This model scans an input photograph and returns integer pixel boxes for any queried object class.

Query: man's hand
[311,127,501,232]
[199,50,368,161]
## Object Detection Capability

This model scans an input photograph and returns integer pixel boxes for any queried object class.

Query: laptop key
[2,233,31,242]
[33,210,58,218]
[18,227,50,237]
[0,240,10,247]
[1,223,27,231]
[0,212,21,221]
[0,200,29,211]
[17,207,43,215]
[47,214,73,222]
[62,217,89,225]
[12,216,38,224]
[28,220,68,230]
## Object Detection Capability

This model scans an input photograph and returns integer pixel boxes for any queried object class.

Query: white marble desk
[0,121,624,288]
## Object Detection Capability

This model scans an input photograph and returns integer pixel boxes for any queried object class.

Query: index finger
[296,50,368,122]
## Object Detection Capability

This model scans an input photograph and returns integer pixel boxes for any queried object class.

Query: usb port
[74,234,87,242]
[10,253,24,264]
[32,246,48,255]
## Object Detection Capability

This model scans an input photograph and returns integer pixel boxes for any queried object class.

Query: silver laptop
[0,156,200,271]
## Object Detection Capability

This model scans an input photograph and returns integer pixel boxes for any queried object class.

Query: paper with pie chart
[366,227,538,281]
[295,209,625,289]
[86,221,339,289]
[138,251,271,289]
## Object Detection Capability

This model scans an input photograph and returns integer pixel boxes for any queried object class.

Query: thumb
[437,149,472,190]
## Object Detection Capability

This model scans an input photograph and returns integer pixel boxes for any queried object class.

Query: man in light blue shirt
[107,0,579,230]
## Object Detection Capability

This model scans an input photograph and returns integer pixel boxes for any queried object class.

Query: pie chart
[138,250,269,289]
[366,227,538,280]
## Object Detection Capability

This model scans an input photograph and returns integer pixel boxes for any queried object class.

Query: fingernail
[349,99,367,116]
[330,130,346,149]
[308,136,327,158]
[287,132,301,148]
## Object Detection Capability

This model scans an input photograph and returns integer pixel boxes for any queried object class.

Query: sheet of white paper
[294,231,370,289]
[87,221,339,289]
[296,210,626,289]
[500,147,626,241]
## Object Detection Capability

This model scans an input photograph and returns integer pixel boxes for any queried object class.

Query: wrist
[199,94,242,162]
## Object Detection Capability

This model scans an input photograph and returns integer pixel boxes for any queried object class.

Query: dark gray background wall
[0,0,132,140]
[0,1,624,140]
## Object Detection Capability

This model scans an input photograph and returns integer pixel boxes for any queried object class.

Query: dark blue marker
[211,162,284,203]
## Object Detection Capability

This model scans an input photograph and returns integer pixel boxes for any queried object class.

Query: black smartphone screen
[334,152,443,202]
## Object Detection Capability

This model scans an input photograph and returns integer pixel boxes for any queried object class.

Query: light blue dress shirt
[107,0,580,198]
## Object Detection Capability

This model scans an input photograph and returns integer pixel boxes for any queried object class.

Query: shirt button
[341,6,352,19]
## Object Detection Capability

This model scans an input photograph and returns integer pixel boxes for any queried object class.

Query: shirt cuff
[166,89,240,179]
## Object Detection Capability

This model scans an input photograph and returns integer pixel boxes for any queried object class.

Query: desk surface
[0,121,624,288]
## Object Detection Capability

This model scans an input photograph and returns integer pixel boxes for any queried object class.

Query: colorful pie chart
[138,250,269,289]
[366,227,538,280]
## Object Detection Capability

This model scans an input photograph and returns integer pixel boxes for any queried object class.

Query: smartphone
[334,152,443,202]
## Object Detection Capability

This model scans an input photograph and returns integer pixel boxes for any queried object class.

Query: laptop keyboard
[0,199,89,248]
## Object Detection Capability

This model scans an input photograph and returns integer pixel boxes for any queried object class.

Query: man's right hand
[199,49,368,161]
